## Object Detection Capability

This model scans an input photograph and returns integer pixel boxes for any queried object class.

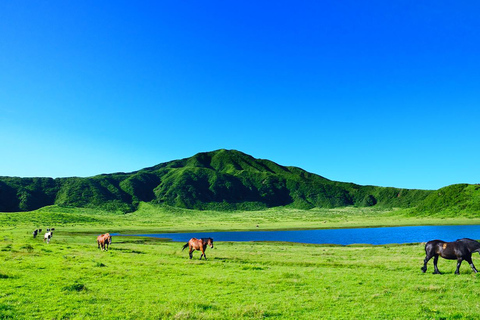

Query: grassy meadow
[2,204,480,319]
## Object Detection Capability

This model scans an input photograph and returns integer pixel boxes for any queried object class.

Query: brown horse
[97,233,112,251]
[421,238,480,274]
[182,238,214,260]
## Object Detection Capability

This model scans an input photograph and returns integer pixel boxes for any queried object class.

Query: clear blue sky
[1,1,479,190]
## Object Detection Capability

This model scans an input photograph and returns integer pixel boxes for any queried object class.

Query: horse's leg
[200,245,207,260]
[470,262,478,273]
[455,258,463,274]
[189,248,194,259]
[433,255,441,274]
[421,254,433,273]
[465,256,478,273]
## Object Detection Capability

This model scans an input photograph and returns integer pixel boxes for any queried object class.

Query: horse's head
[208,238,214,249]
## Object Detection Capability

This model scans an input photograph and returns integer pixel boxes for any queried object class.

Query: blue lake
[122,225,480,245]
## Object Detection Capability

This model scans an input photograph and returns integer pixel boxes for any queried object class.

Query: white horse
[43,231,53,244]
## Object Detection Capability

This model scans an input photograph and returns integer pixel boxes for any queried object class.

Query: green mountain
[411,184,480,216]
[0,149,436,212]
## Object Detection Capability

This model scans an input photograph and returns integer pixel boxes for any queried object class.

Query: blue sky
[1,1,479,190]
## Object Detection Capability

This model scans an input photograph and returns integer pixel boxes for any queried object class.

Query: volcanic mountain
[0,149,436,212]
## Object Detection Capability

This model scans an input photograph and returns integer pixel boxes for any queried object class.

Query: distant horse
[43,231,53,244]
[97,233,112,251]
[182,238,214,260]
[421,238,480,274]
[33,229,38,238]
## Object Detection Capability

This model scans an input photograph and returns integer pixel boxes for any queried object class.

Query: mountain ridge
[0,149,459,213]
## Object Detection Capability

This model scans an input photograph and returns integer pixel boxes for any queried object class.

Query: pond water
[121,225,480,245]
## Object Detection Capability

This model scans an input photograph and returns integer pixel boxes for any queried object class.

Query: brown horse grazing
[421,238,480,274]
[182,238,214,260]
[97,233,112,251]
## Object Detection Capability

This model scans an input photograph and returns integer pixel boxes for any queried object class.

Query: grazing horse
[182,238,214,260]
[97,233,112,251]
[43,231,53,244]
[421,238,480,274]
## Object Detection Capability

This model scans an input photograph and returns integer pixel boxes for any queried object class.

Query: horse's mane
[456,238,480,252]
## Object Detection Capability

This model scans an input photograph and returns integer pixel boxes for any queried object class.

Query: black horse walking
[421,238,480,274]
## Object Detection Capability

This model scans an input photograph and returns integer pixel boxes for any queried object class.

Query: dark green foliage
[0,303,15,319]
[63,282,87,292]
[119,172,160,204]
[361,195,377,207]
[55,176,134,212]
[0,181,18,212]
[411,184,480,216]
[0,177,58,212]
[0,149,452,213]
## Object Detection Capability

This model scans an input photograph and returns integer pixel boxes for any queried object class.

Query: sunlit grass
[2,205,480,318]
[3,203,478,234]
[2,229,480,319]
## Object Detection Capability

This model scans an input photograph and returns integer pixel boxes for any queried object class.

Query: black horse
[421,238,480,274]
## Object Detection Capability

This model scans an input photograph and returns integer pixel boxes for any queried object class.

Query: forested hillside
[411,184,480,216]
[0,149,437,212]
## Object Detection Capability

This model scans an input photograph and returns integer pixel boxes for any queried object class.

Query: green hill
[0,149,435,212]
[411,184,480,216]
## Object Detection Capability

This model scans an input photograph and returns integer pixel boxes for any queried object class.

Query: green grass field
[2,204,480,319]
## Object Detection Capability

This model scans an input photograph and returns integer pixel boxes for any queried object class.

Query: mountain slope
[1,149,433,212]
[411,184,480,216]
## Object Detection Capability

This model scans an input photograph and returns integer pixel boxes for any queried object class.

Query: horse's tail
[182,242,189,251]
